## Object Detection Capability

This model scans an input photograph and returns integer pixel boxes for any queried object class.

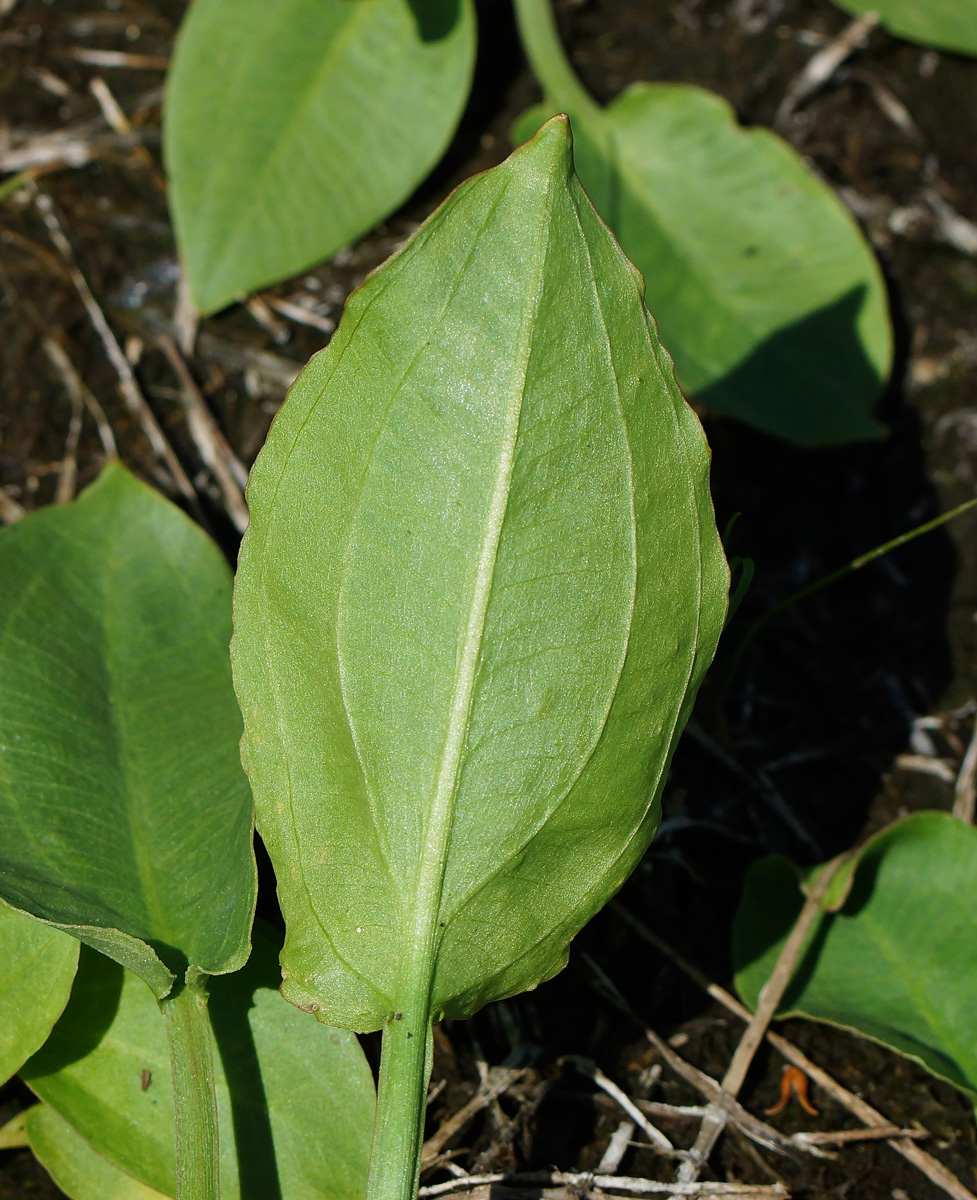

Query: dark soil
[2,0,977,1197]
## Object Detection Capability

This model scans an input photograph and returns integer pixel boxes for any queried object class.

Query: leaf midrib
[439,187,639,925]
[401,170,557,1011]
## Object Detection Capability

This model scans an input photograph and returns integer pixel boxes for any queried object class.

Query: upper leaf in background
[513,0,893,447]
[164,0,476,315]
[26,1105,169,1200]
[733,812,977,1098]
[833,0,977,56]
[0,464,256,998]
[24,929,375,1199]
[232,116,728,1033]
[0,903,78,1086]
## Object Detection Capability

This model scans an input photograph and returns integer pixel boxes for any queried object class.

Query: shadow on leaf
[697,287,886,448]
[209,932,282,1200]
[23,946,123,1074]
[407,0,461,42]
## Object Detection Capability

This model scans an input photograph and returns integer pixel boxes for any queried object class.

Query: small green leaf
[833,0,977,55]
[26,1105,170,1200]
[513,7,893,446]
[0,464,256,997]
[232,116,728,1035]
[164,0,475,314]
[0,903,78,1085]
[23,929,375,1199]
[733,812,977,1097]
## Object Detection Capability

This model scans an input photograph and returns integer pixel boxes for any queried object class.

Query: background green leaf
[164,0,476,315]
[515,84,892,447]
[733,812,977,1097]
[22,928,375,1199]
[0,903,78,1085]
[232,117,728,1034]
[833,0,977,56]
[0,464,255,996]
[26,1105,169,1200]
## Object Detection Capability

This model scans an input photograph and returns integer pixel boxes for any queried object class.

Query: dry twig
[793,1125,925,1149]
[952,718,977,823]
[637,1102,708,1120]
[42,337,117,460]
[53,367,83,505]
[33,191,196,504]
[564,1057,677,1156]
[173,275,199,357]
[88,76,162,183]
[419,1172,787,1198]
[640,1027,803,1162]
[156,334,250,532]
[598,1121,636,1174]
[264,294,337,336]
[246,295,291,344]
[895,753,957,784]
[421,1067,526,1169]
[0,119,107,173]
[775,11,879,128]
[59,48,170,70]
[613,904,977,1200]
[196,333,302,393]
[0,490,26,525]
[582,955,797,1161]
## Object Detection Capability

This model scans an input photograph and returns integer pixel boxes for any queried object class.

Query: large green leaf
[0,464,255,997]
[22,929,375,1198]
[733,812,977,1097]
[231,116,728,1037]
[26,1105,169,1200]
[164,0,475,315]
[833,0,977,56]
[513,4,892,446]
[0,903,78,1085]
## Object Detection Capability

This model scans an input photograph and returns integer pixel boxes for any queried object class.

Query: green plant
[733,812,977,1102]
[163,0,893,447]
[164,0,475,315]
[22,928,375,1200]
[511,0,891,447]
[830,0,977,55]
[0,466,374,1200]
[0,121,726,1200]
[230,114,727,1200]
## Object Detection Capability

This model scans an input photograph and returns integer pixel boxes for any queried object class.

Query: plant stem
[159,977,221,1200]
[512,0,601,121]
[365,999,434,1200]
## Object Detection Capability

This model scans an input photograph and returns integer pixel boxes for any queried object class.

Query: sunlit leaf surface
[165,0,475,314]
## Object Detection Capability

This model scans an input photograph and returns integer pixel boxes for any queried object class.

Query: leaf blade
[232,117,728,1032]
[0,465,256,994]
[22,930,375,1199]
[833,0,977,55]
[164,0,476,314]
[516,83,892,446]
[27,1104,170,1200]
[733,812,977,1097]
[0,904,78,1086]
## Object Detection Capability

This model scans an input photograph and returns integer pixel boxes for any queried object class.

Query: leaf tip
[517,111,574,176]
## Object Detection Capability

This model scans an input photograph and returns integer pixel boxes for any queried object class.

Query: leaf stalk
[366,1003,434,1200]
[159,977,221,1200]
[511,0,601,121]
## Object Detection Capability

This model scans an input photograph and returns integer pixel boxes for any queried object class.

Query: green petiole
[159,976,221,1200]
